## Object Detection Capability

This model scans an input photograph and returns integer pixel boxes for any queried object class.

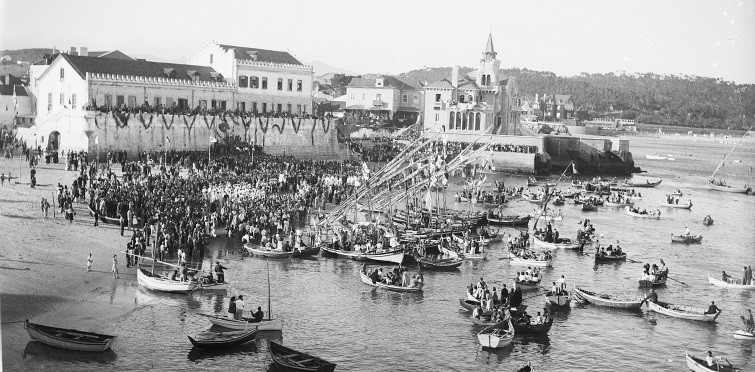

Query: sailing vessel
[709,127,751,193]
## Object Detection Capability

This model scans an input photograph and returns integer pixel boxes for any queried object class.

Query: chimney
[78,47,88,57]
[69,47,77,56]
[451,66,459,88]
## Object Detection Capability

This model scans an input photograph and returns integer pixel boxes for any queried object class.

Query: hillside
[0,48,53,79]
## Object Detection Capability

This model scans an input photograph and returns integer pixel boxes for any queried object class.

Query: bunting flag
[166,136,171,146]
[209,136,217,144]
[94,135,99,145]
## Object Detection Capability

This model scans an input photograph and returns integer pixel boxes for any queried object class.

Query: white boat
[359,266,423,292]
[477,321,515,349]
[509,252,552,267]
[620,179,662,188]
[708,182,749,193]
[645,301,721,322]
[707,274,755,289]
[625,206,661,219]
[533,234,580,249]
[244,243,294,258]
[573,287,643,309]
[604,201,634,208]
[137,267,198,293]
[545,291,572,307]
[733,330,754,340]
[320,244,405,264]
[645,154,668,160]
[685,350,740,372]
[200,313,284,331]
[658,201,692,209]
[708,128,751,194]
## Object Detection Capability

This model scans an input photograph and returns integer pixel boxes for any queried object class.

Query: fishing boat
[658,201,693,209]
[644,301,721,322]
[320,244,405,264]
[512,318,553,335]
[620,179,662,188]
[486,214,530,226]
[269,340,337,372]
[137,267,198,293]
[522,193,546,205]
[572,287,643,309]
[417,258,463,271]
[359,265,423,292]
[685,350,740,372]
[533,235,580,249]
[544,291,571,307]
[477,322,515,349]
[187,328,257,350]
[707,274,755,289]
[200,313,283,331]
[594,253,627,263]
[625,206,661,219]
[24,320,117,352]
[671,235,703,244]
[708,127,751,194]
[733,330,754,340]
[244,243,294,259]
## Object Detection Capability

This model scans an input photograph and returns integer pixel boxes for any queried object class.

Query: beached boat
[417,258,463,271]
[320,244,405,264]
[137,267,198,293]
[572,287,643,309]
[187,329,257,350]
[620,179,662,188]
[707,274,755,289]
[512,318,553,335]
[685,350,740,372]
[533,235,580,249]
[671,234,703,244]
[733,330,754,340]
[645,301,721,322]
[594,253,627,263]
[244,243,294,259]
[625,206,661,219]
[486,214,530,226]
[199,313,284,331]
[477,322,515,349]
[359,266,423,292]
[544,291,571,307]
[269,340,337,372]
[658,201,693,209]
[24,320,117,352]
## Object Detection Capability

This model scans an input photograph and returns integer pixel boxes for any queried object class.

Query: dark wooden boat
[594,253,627,263]
[292,243,320,258]
[418,258,463,270]
[269,340,336,372]
[512,318,553,335]
[25,319,116,352]
[187,328,257,350]
[487,214,530,226]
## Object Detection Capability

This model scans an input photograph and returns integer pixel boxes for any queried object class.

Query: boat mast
[710,127,751,180]
[267,262,271,321]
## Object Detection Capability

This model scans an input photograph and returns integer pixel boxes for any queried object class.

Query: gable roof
[425,75,480,91]
[217,44,302,65]
[87,50,133,60]
[0,85,28,96]
[59,54,224,83]
[346,75,417,90]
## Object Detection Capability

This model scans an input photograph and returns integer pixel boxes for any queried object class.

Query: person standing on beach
[87,253,93,272]
[119,215,125,236]
[1,173,5,186]
[111,254,119,278]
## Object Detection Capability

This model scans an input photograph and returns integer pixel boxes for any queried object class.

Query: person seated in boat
[169,269,178,281]
[598,247,606,257]
[550,281,559,295]
[252,306,264,322]
[705,351,721,369]
[721,271,732,283]
[705,301,720,315]
[644,288,658,304]
[534,312,544,325]
[740,315,754,333]
[471,303,483,319]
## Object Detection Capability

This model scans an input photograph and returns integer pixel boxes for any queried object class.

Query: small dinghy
[733,330,754,340]
[187,329,257,350]
[269,340,337,372]
[25,320,116,352]
[477,321,515,349]
[671,235,703,244]
[685,350,740,371]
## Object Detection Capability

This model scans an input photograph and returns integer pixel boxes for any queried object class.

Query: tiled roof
[87,50,133,60]
[60,54,225,83]
[426,75,480,90]
[347,75,417,90]
[0,85,28,96]
[218,44,302,65]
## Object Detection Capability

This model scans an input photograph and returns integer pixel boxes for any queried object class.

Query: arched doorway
[47,131,60,151]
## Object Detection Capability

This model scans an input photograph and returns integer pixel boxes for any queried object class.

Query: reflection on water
[23,341,118,365]
[186,342,258,363]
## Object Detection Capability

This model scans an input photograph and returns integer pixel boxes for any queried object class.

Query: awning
[396,106,420,113]
[368,106,391,111]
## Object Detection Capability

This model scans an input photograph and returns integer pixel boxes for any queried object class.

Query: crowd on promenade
[85,103,329,120]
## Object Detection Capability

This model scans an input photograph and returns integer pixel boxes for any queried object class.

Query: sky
[1,0,754,83]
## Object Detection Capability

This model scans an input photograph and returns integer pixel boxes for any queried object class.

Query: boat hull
[625,206,661,219]
[359,269,422,292]
[187,329,257,350]
[708,183,748,193]
[733,330,755,340]
[545,292,571,307]
[269,340,337,372]
[510,256,552,267]
[321,245,405,264]
[534,236,579,249]
[477,325,514,349]
[512,319,553,334]
[487,215,530,226]
[645,301,721,322]
[137,268,198,293]
[620,180,662,188]
[658,202,692,209]
[244,244,294,258]
[573,287,642,309]
[202,313,283,331]
[418,259,462,271]
[671,234,703,243]
[594,253,627,263]
[25,321,116,352]
[708,274,755,289]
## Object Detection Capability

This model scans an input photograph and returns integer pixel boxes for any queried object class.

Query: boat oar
[666,276,689,286]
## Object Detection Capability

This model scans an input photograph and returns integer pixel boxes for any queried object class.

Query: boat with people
[671,234,703,244]
[268,340,337,372]
[477,321,515,349]
[659,201,693,209]
[582,202,598,211]
[244,243,295,259]
[685,350,740,372]
[644,301,721,322]
[703,215,714,226]
[594,252,627,263]
[573,287,643,309]
[459,298,494,316]
[545,291,571,307]
[486,214,530,226]
[625,206,661,219]
[320,244,405,264]
[24,320,117,352]
[137,267,199,293]
[707,274,755,289]
[417,257,463,270]
[187,328,257,350]
[200,313,284,331]
[533,234,580,249]
[508,250,553,267]
[620,179,662,188]
[639,266,669,288]
[512,317,553,335]
[733,330,754,340]
[359,264,423,292]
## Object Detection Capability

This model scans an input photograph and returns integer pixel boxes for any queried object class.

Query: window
[239,76,248,88]
[252,102,258,114]
[71,94,77,109]
[209,54,213,64]
[459,95,465,103]
[166,97,174,107]
[116,95,125,106]
[276,104,282,113]
[47,93,52,112]
[376,94,382,101]
[435,94,441,102]
[402,94,408,103]
[287,79,293,91]
[350,93,354,100]
[286,104,292,113]
[413,94,418,103]
[60,68,64,82]
[177,98,188,109]
[435,113,439,121]
[251,76,259,88]
[220,101,226,110]
[277,78,283,90]
[449,112,455,130]
[60,93,64,106]
[262,103,267,113]
[456,113,461,129]
[211,99,217,108]
[199,100,207,109]
[297,80,302,92]
[362,93,365,100]
[462,113,467,130]
[127,96,136,108]
[297,104,302,115]
[238,102,246,111]
[475,113,481,131]
[261,77,268,89]
[303,105,306,114]
[105,94,112,107]
[153,97,160,107]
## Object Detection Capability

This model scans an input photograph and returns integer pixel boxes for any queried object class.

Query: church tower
[477,33,500,87]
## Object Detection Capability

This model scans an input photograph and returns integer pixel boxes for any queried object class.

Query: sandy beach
[0,157,149,371]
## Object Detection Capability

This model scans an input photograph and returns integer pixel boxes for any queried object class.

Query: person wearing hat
[214,261,227,283]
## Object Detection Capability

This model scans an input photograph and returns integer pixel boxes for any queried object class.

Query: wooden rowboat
[512,318,553,335]
[244,243,294,259]
[604,201,634,208]
[545,291,571,307]
[320,244,405,264]
[269,340,337,372]
[671,235,703,244]
[514,278,542,291]
[620,179,662,188]
[199,313,283,331]
[708,181,749,193]
[658,201,693,209]
[733,330,754,340]
[581,202,598,211]
[359,266,423,292]
[471,317,501,326]
[510,255,552,267]
[137,267,198,293]
[25,320,116,352]
[686,350,740,372]
[645,301,721,322]
[486,214,530,226]
[187,329,257,350]
[458,298,494,316]
[625,206,661,219]
[477,322,515,349]
[533,235,579,249]
[417,258,463,271]
[707,274,755,289]
[639,277,667,288]
[594,253,627,263]
[572,287,643,309]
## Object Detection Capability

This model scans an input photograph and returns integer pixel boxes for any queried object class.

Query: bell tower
[477,33,500,88]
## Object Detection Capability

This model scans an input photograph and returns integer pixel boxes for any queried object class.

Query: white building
[423,34,520,135]
[344,75,422,124]
[190,42,313,115]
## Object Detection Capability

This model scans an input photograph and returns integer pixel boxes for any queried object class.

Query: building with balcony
[423,34,520,135]
[343,75,421,126]
[189,42,313,116]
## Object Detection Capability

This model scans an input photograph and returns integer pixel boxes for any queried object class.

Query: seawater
[9,136,755,371]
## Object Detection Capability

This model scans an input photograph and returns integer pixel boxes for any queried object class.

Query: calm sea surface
[10,135,755,371]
